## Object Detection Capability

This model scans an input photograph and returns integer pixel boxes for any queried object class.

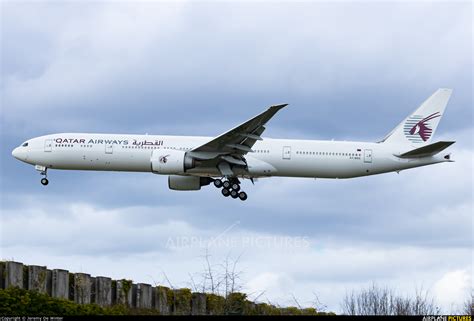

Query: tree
[188,248,244,297]
[341,283,440,315]
[462,293,473,315]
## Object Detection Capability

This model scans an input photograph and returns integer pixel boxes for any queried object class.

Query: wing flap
[217,162,234,176]
[221,155,247,166]
[226,143,254,153]
[238,133,263,141]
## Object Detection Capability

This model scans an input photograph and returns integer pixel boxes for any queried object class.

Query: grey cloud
[1,2,471,135]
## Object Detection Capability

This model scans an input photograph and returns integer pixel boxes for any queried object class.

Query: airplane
[12,88,455,201]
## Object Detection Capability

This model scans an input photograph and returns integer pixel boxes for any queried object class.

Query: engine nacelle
[168,175,212,191]
[151,149,194,175]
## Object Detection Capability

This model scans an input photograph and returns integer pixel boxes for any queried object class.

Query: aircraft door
[364,149,372,163]
[282,146,291,160]
[44,139,52,152]
[105,143,113,154]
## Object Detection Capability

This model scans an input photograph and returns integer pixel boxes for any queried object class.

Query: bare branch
[290,293,302,309]
[341,283,439,315]
[188,272,198,292]
[311,291,327,312]
[252,290,266,303]
[160,269,174,289]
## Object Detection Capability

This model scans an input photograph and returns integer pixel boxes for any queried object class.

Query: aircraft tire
[222,188,230,197]
[231,183,240,191]
[41,178,49,186]
[214,179,223,188]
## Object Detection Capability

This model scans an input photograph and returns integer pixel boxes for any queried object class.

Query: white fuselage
[12,133,448,179]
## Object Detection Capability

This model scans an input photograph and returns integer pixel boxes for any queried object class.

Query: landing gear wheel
[222,188,230,197]
[40,178,49,186]
[238,192,247,201]
[230,190,239,199]
[223,181,231,189]
[231,183,240,192]
[214,179,223,188]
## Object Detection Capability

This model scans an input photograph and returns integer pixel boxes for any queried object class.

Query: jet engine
[151,149,195,175]
[168,175,212,191]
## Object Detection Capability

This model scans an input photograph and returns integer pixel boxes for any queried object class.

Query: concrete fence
[0,261,212,315]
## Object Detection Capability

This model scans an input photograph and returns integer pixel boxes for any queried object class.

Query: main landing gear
[214,178,248,201]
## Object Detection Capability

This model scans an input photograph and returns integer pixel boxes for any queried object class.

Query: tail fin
[381,88,452,146]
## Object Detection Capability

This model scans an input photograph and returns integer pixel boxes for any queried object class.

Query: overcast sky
[1,0,472,314]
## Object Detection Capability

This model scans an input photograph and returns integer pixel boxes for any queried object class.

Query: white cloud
[246,272,293,301]
[434,270,472,313]
[1,202,197,255]
[1,2,471,131]
[1,2,187,116]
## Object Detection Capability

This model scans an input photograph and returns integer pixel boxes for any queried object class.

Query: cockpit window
[22,142,28,147]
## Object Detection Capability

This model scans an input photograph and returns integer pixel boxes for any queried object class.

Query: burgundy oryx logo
[404,112,441,142]
[159,155,170,164]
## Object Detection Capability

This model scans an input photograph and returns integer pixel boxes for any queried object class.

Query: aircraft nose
[12,147,27,161]
[12,147,20,159]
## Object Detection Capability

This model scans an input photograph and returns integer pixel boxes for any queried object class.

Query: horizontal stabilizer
[398,141,455,158]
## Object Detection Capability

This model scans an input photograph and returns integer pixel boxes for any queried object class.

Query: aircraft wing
[190,104,287,156]
[188,104,287,176]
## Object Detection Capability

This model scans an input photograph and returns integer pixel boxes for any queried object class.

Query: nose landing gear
[214,178,248,201]
[36,165,49,186]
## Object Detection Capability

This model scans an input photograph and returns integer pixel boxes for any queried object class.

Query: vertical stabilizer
[382,88,452,146]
